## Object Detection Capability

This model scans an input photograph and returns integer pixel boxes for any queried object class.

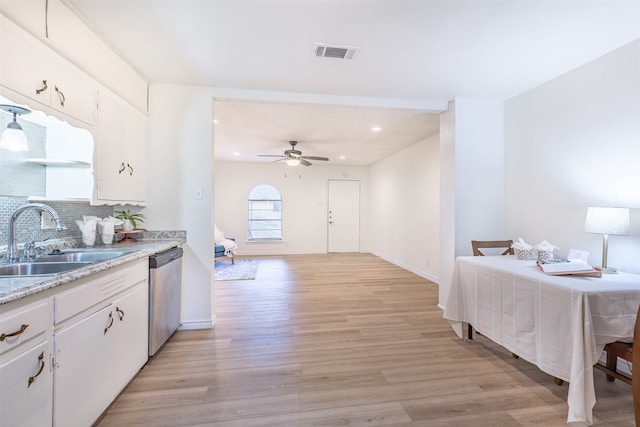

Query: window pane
[248,184,282,240]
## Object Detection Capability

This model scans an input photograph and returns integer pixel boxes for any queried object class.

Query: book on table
[537,259,602,277]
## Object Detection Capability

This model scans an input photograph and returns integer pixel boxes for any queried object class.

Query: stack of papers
[537,259,602,277]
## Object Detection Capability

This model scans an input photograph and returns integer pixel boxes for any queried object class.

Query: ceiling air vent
[314,43,360,60]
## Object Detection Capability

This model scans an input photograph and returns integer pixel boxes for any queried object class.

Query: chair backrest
[471,240,514,256]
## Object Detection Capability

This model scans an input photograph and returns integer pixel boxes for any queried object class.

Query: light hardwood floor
[97,253,635,426]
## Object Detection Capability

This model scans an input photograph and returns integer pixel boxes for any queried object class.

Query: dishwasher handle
[149,247,183,269]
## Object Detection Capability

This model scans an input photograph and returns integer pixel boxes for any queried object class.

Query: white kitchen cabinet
[0,341,52,427]
[53,258,148,426]
[0,258,149,426]
[0,16,97,127]
[53,304,119,427]
[95,89,148,205]
[0,0,47,40]
[110,283,149,394]
[0,300,53,427]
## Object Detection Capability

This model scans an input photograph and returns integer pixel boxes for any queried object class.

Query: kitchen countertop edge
[0,238,186,306]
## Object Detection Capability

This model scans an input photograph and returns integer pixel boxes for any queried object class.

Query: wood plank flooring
[97,253,635,426]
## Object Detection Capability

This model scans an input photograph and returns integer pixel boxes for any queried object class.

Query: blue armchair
[215,237,235,264]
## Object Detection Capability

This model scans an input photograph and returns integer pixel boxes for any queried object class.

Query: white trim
[178,319,215,330]
[375,252,439,284]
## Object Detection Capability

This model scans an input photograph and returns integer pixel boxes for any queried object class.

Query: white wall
[439,99,505,308]
[214,161,369,255]
[368,135,440,282]
[145,83,215,329]
[504,39,640,273]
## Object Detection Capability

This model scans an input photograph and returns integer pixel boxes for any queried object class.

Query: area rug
[214,259,259,281]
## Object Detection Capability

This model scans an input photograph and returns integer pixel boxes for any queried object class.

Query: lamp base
[595,266,618,274]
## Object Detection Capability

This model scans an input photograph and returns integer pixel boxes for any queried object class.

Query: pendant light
[0,104,31,151]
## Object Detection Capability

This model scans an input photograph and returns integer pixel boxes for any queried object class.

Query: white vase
[122,219,134,231]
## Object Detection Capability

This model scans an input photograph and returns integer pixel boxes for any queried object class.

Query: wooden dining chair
[471,240,514,256]
[594,305,640,425]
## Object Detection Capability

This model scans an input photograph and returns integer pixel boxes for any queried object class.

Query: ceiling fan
[257,140,329,166]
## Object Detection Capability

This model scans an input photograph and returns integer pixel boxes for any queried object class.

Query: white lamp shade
[584,207,630,235]
[0,126,28,151]
[285,158,300,166]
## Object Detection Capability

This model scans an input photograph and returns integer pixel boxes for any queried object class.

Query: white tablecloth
[443,255,640,426]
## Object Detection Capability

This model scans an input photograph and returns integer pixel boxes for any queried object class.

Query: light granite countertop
[0,231,186,305]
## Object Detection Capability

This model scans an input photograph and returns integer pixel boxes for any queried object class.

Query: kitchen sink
[0,262,93,277]
[0,248,139,277]
[34,250,134,263]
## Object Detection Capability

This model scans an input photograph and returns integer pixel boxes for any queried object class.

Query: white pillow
[214,225,225,244]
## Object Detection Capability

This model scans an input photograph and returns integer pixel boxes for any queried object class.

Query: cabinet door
[0,341,52,427]
[123,103,148,203]
[50,61,97,126]
[53,304,115,427]
[96,90,147,204]
[95,90,126,201]
[0,16,52,107]
[0,1,48,40]
[111,282,148,392]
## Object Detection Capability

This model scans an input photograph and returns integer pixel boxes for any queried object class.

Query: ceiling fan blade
[300,159,312,166]
[301,156,329,161]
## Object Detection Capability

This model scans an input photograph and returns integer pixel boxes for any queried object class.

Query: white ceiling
[66,0,640,166]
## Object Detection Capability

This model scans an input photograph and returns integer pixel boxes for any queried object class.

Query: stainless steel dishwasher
[148,247,183,357]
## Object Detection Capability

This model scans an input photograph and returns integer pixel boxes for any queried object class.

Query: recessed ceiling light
[213,119,219,124]
[233,152,240,156]
[339,155,346,160]
[371,126,381,132]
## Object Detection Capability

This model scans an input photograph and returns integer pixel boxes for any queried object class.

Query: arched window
[248,184,282,240]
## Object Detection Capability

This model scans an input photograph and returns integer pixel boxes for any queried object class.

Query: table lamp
[584,207,630,273]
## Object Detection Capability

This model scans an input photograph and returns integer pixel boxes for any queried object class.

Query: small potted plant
[114,209,145,231]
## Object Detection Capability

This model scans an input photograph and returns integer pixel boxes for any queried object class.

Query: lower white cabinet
[0,340,52,427]
[53,258,149,426]
[0,258,149,427]
[110,284,149,392]
[54,304,113,427]
[0,299,53,427]
[54,282,148,426]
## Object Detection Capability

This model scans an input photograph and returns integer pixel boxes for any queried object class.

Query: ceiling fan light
[286,158,301,166]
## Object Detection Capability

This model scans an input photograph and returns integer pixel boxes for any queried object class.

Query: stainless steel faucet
[6,203,66,262]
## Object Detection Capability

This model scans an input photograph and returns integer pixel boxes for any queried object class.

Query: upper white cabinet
[95,90,148,205]
[0,16,97,127]
[0,0,148,112]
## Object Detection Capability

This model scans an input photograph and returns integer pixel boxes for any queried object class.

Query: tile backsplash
[0,196,114,247]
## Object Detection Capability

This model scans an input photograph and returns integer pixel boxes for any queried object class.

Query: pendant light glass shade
[0,104,31,152]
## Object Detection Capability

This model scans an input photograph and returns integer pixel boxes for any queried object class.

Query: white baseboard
[374,252,439,285]
[179,319,216,330]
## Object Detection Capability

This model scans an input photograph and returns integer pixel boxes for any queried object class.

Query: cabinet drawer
[54,258,147,325]
[0,301,50,355]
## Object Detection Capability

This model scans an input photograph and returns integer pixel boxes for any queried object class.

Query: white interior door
[327,179,360,253]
